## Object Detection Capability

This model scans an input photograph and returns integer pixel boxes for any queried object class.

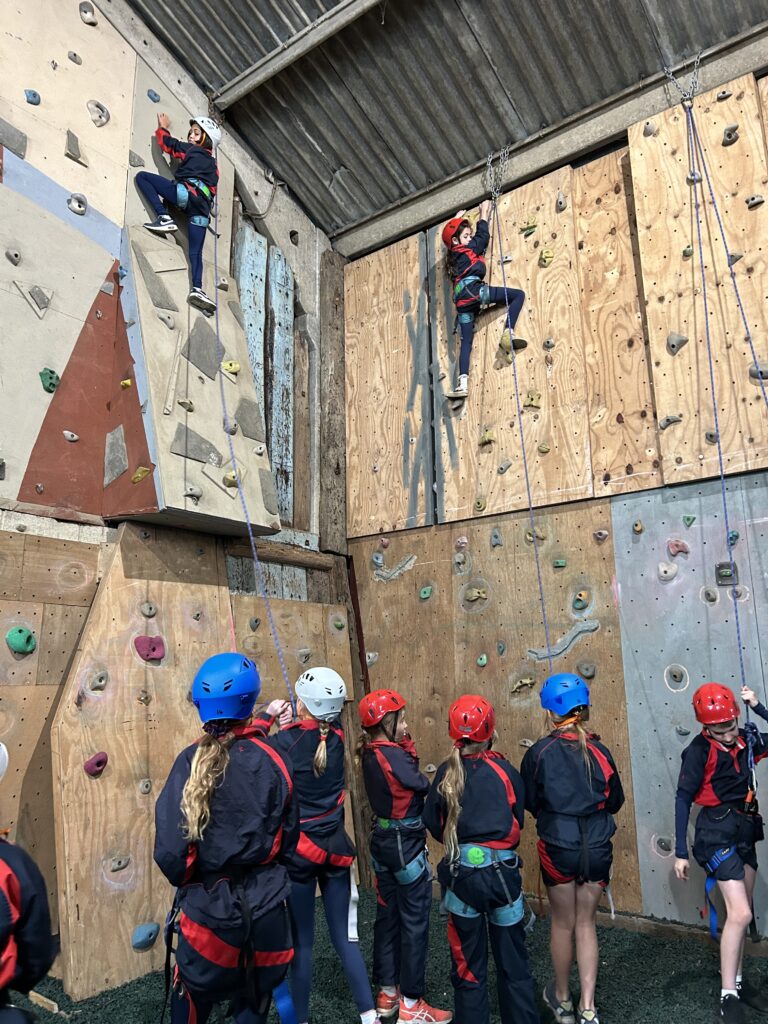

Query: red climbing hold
[84,752,108,777]
[667,539,690,557]
[134,635,166,661]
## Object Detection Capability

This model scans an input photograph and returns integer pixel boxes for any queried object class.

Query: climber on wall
[135,113,221,315]
[442,200,527,400]
[674,683,768,1024]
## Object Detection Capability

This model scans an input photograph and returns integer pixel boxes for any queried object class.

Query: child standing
[266,668,379,1024]
[358,690,451,1024]
[154,653,298,1024]
[442,200,527,400]
[521,673,624,1024]
[423,695,539,1024]
[675,683,768,1024]
[135,113,221,314]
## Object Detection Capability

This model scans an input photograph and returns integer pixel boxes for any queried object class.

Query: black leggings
[458,286,525,375]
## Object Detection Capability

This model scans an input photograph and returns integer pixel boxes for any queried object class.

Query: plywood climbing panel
[628,73,768,484]
[572,149,661,495]
[345,234,433,537]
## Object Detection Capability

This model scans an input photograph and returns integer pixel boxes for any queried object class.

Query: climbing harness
[372,848,429,886]
[444,844,524,926]
[704,846,738,939]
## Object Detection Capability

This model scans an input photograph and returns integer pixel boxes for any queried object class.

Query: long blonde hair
[355,710,399,766]
[438,735,497,864]
[546,709,592,775]
[313,720,331,776]
[181,728,236,842]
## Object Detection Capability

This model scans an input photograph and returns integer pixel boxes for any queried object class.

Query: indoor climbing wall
[0,531,100,932]
[50,523,232,1000]
[349,502,643,912]
[613,475,768,926]
[345,234,433,537]
[628,73,768,484]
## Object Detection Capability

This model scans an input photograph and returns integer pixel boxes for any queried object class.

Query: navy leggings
[372,863,432,999]
[171,988,267,1024]
[288,871,374,1022]
[458,286,525,376]
[134,171,207,289]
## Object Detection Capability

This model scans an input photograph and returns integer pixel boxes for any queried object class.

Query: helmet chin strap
[382,710,399,743]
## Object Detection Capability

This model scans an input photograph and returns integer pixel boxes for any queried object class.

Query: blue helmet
[540,672,590,715]
[192,652,260,724]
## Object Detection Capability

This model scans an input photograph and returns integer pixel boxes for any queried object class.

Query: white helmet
[0,743,7,783]
[295,667,346,722]
[190,115,222,149]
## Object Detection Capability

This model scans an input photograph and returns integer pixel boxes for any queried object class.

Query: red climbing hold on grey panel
[134,635,165,661]
[667,539,689,557]
[84,752,108,777]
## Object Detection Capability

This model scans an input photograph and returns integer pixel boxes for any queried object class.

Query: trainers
[376,991,400,1020]
[578,1012,600,1024]
[543,981,576,1024]
[188,287,216,314]
[721,994,747,1023]
[397,998,452,1024]
[446,374,468,400]
[738,980,768,1013]
[144,214,177,233]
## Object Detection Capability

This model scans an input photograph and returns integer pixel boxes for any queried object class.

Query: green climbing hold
[572,590,590,612]
[728,530,739,547]
[497,641,506,656]
[552,558,567,569]
[682,515,696,528]
[39,368,60,393]
[476,654,488,668]
[6,626,36,654]
[419,585,433,601]
[333,618,345,631]
[467,846,486,865]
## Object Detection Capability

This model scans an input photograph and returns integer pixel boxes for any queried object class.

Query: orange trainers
[397,998,453,1024]
[376,990,400,1020]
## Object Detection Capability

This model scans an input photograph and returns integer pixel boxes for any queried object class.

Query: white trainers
[144,214,177,233]
[188,287,216,315]
[447,373,468,399]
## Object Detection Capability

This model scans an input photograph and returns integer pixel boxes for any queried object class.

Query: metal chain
[663,50,702,104]
[485,146,510,201]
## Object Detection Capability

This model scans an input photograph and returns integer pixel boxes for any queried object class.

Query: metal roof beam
[214,0,384,109]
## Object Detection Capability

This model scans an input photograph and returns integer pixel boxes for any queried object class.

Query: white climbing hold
[184,485,202,503]
[79,2,97,25]
[555,190,567,212]
[86,100,110,127]
[217,276,229,291]
[366,651,379,666]
[177,398,194,412]
[643,121,657,137]
[5,250,21,266]
[658,561,679,582]
[156,311,175,330]
[722,123,739,147]
[67,193,87,216]
[68,51,82,65]
[63,430,79,442]
[223,418,238,435]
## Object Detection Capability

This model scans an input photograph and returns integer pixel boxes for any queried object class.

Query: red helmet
[692,683,739,725]
[449,695,495,743]
[441,216,466,248]
[358,689,406,728]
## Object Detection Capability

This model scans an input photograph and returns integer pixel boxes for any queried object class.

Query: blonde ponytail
[313,721,330,776]
[181,731,235,841]
[546,709,593,776]
[438,734,497,864]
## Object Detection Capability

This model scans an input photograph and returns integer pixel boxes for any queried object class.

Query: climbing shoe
[577,1011,599,1024]
[376,990,400,1020]
[144,214,177,233]
[446,374,468,400]
[188,287,216,314]
[543,982,576,1024]
[738,979,768,1013]
[397,998,452,1024]
[499,329,528,354]
[721,995,747,1023]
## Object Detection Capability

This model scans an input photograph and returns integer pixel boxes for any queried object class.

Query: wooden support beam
[226,539,335,571]
[214,0,384,109]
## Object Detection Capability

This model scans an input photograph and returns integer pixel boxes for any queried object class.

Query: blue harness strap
[273,980,297,1024]
[371,849,429,886]
[443,886,525,926]
[704,846,737,938]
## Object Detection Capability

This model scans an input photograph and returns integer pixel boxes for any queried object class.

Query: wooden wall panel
[345,235,433,537]
[573,149,662,495]
[629,73,768,484]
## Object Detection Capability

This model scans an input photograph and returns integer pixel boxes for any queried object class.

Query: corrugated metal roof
[125,0,768,236]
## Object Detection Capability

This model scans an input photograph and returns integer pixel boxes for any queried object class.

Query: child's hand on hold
[157,112,171,130]
[266,698,289,721]
[674,857,689,881]
[479,199,492,221]
[279,702,295,727]
[454,209,467,219]
[742,685,759,708]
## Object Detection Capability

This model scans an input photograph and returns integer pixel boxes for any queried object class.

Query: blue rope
[211,198,296,712]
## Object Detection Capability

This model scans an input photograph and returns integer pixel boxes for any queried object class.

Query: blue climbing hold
[728,529,740,548]
[147,89,161,103]
[372,552,384,568]
[25,90,41,106]
[118,265,128,279]
[131,922,160,950]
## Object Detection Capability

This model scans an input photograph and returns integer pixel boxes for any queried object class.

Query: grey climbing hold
[24,89,40,106]
[90,670,109,691]
[217,276,229,291]
[577,663,596,680]
[110,855,130,872]
[0,461,6,482]
[104,425,129,487]
[235,398,266,442]
[128,150,145,168]
[519,738,534,748]
[555,191,567,212]
[63,430,79,442]
[140,602,157,618]
[659,413,683,430]
[5,249,21,267]
[682,244,693,259]
[64,129,88,166]
[675,725,691,737]
[177,399,194,412]
[497,641,506,656]
[223,417,238,436]
[29,286,49,311]
[67,193,87,216]
[68,51,82,65]
[543,337,556,350]
[749,364,768,381]
[498,460,512,475]
[184,485,203,503]
[705,429,718,445]
[658,560,678,582]
[170,424,222,467]
[643,121,657,137]
[79,1,98,25]
[725,251,744,268]
[100,281,115,296]
[253,444,265,456]
[722,123,739,146]
[656,837,672,853]
[746,195,764,210]
[139,778,152,795]
[86,99,110,127]
[0,117,27,159]
[130,242,179,311]
[717,89,732,101]
[716,561,738,586]
[249,617,260,631]
[297,648,311,665]
[666,332,688,356]
[181,315,222,377]
[490,529,503,548]
[702,586,718,604]
[259,468,280,516]
[374,554,417,583]
[229,300,245,328]
[147,89,161,103]
[132,922,160,952]
[528,619,599,661]
[593,529,609,544]
[191,610,203,621]
[366,651,379,667]
[686,170,701,186]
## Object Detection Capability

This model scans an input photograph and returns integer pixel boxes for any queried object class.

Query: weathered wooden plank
[293,319,312,533]
[573,148,662,495]
[19,536,99,607]
[319,249,348,554]
[267,247,295,526]
[0,531,24,600]
[233,219,268,414]
[225,540,335,571]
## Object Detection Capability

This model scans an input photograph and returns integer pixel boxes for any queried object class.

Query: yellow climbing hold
[221,360,240,375]
[525,527,546,544]
[538,248,554,268]
[474,497,487,513]
[523,390,541,410]
[131,466,151,483]
[510,676,536,693]
[120,378,132,389]
[538,442,551,454]
[223,471,239,488]
[520,220,537,238]
[464,587,488,602]
[178,398,194,412]
[478,430,495,447]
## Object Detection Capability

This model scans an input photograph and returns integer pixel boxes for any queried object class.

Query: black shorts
[537,839,612,888]
[692,805,763,880]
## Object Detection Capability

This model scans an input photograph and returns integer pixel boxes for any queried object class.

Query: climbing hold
[191,610,203,622]
[520,221,537,238]
[372,552,385,568]
[478,430,495,447]
[555,191,567,212]
[543,337,556,350]
[86,100,110,127]
[177,398,194,412]
[67,193,87,216]
[667,539,689,557]
[297,648,311,665]
[572,590,590,611]
[702,586,718,604]
[464,587,487,603]
[221,360,240,375]
[217,276,229,291]
[183,485,202,503]
[632,520,644,534]
[643,121,657,137]
[749,364,768,381]
[131,923,160,951]
[63,430,79,442]
[498,460,512,475]
[68,50,82,64]
[728,529,739,548]
[704,429,718,445]
[722,123,739,146]
[682,515,696,528]
[366,652,379,667]
[34,484,44,495]
[716,562,738,586]
[593,530,609,544]
[538,442,551,455]
[419,586,433,601]
[728,252,744,267]
[659,414,683,430]
[675,725,691,737]
[717,88,732,101]
[525,527,546,544]
[667,665,686,686]
[538,248,554,268]
[497,641,506,656]
[476,654,488,668]
[249,617,261,632]
[656,837,672,854]
[510,676,536,694]
[523,390,541,410]
[577,662,596,680]
[223,417,239,435]
[5,249,21,267]
[552,558,567,569]
[139,602,157,619]
[474,497,487,513]
[24,89,40,106]
[156,311,175,330]
[134,636,165,661]
[223,471,239,488]
[333,618,345,631]
[6,627,36,654]
[83,752,108,778]
[109,856,130,873]
[253,444,266,457]
[90,670,109,691]
[424,763,437,773]
[64,130,87,166]
[132,466,151,484]
[147,89,161,103]
[490,529,503,549]
[39,368,60,393]
[120,379,132,389]
[686,170,701,186]
[746,195,764,210]
[682,244,693,259]
[658,561,678,582]
[79,1,98,25]
[666,332,688,356]
[519,738,535,748]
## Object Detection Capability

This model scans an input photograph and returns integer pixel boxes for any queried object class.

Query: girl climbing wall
[442,200,527,400]
[135,113,221,315]
[154,653,298,1024]
[423,695,538,1024]
[675,683,768,1024]
[358,690,452,1024]
[520,673,624,1024]
[266,668,379,1024]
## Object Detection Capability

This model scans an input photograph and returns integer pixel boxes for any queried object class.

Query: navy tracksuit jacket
[156,127,218,212]
[0,839,55,1012]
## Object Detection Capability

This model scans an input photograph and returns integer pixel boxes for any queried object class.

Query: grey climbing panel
[170,424,223,467]
[131,242,179,312]
[103,425,129,487]
[235,397,266,442]
[0,116,27,159]
[182,317,224,379]
[259,467,280,516]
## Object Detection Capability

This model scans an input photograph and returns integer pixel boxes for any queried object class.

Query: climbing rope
[210,196,296,712]
[484,149,553,670]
